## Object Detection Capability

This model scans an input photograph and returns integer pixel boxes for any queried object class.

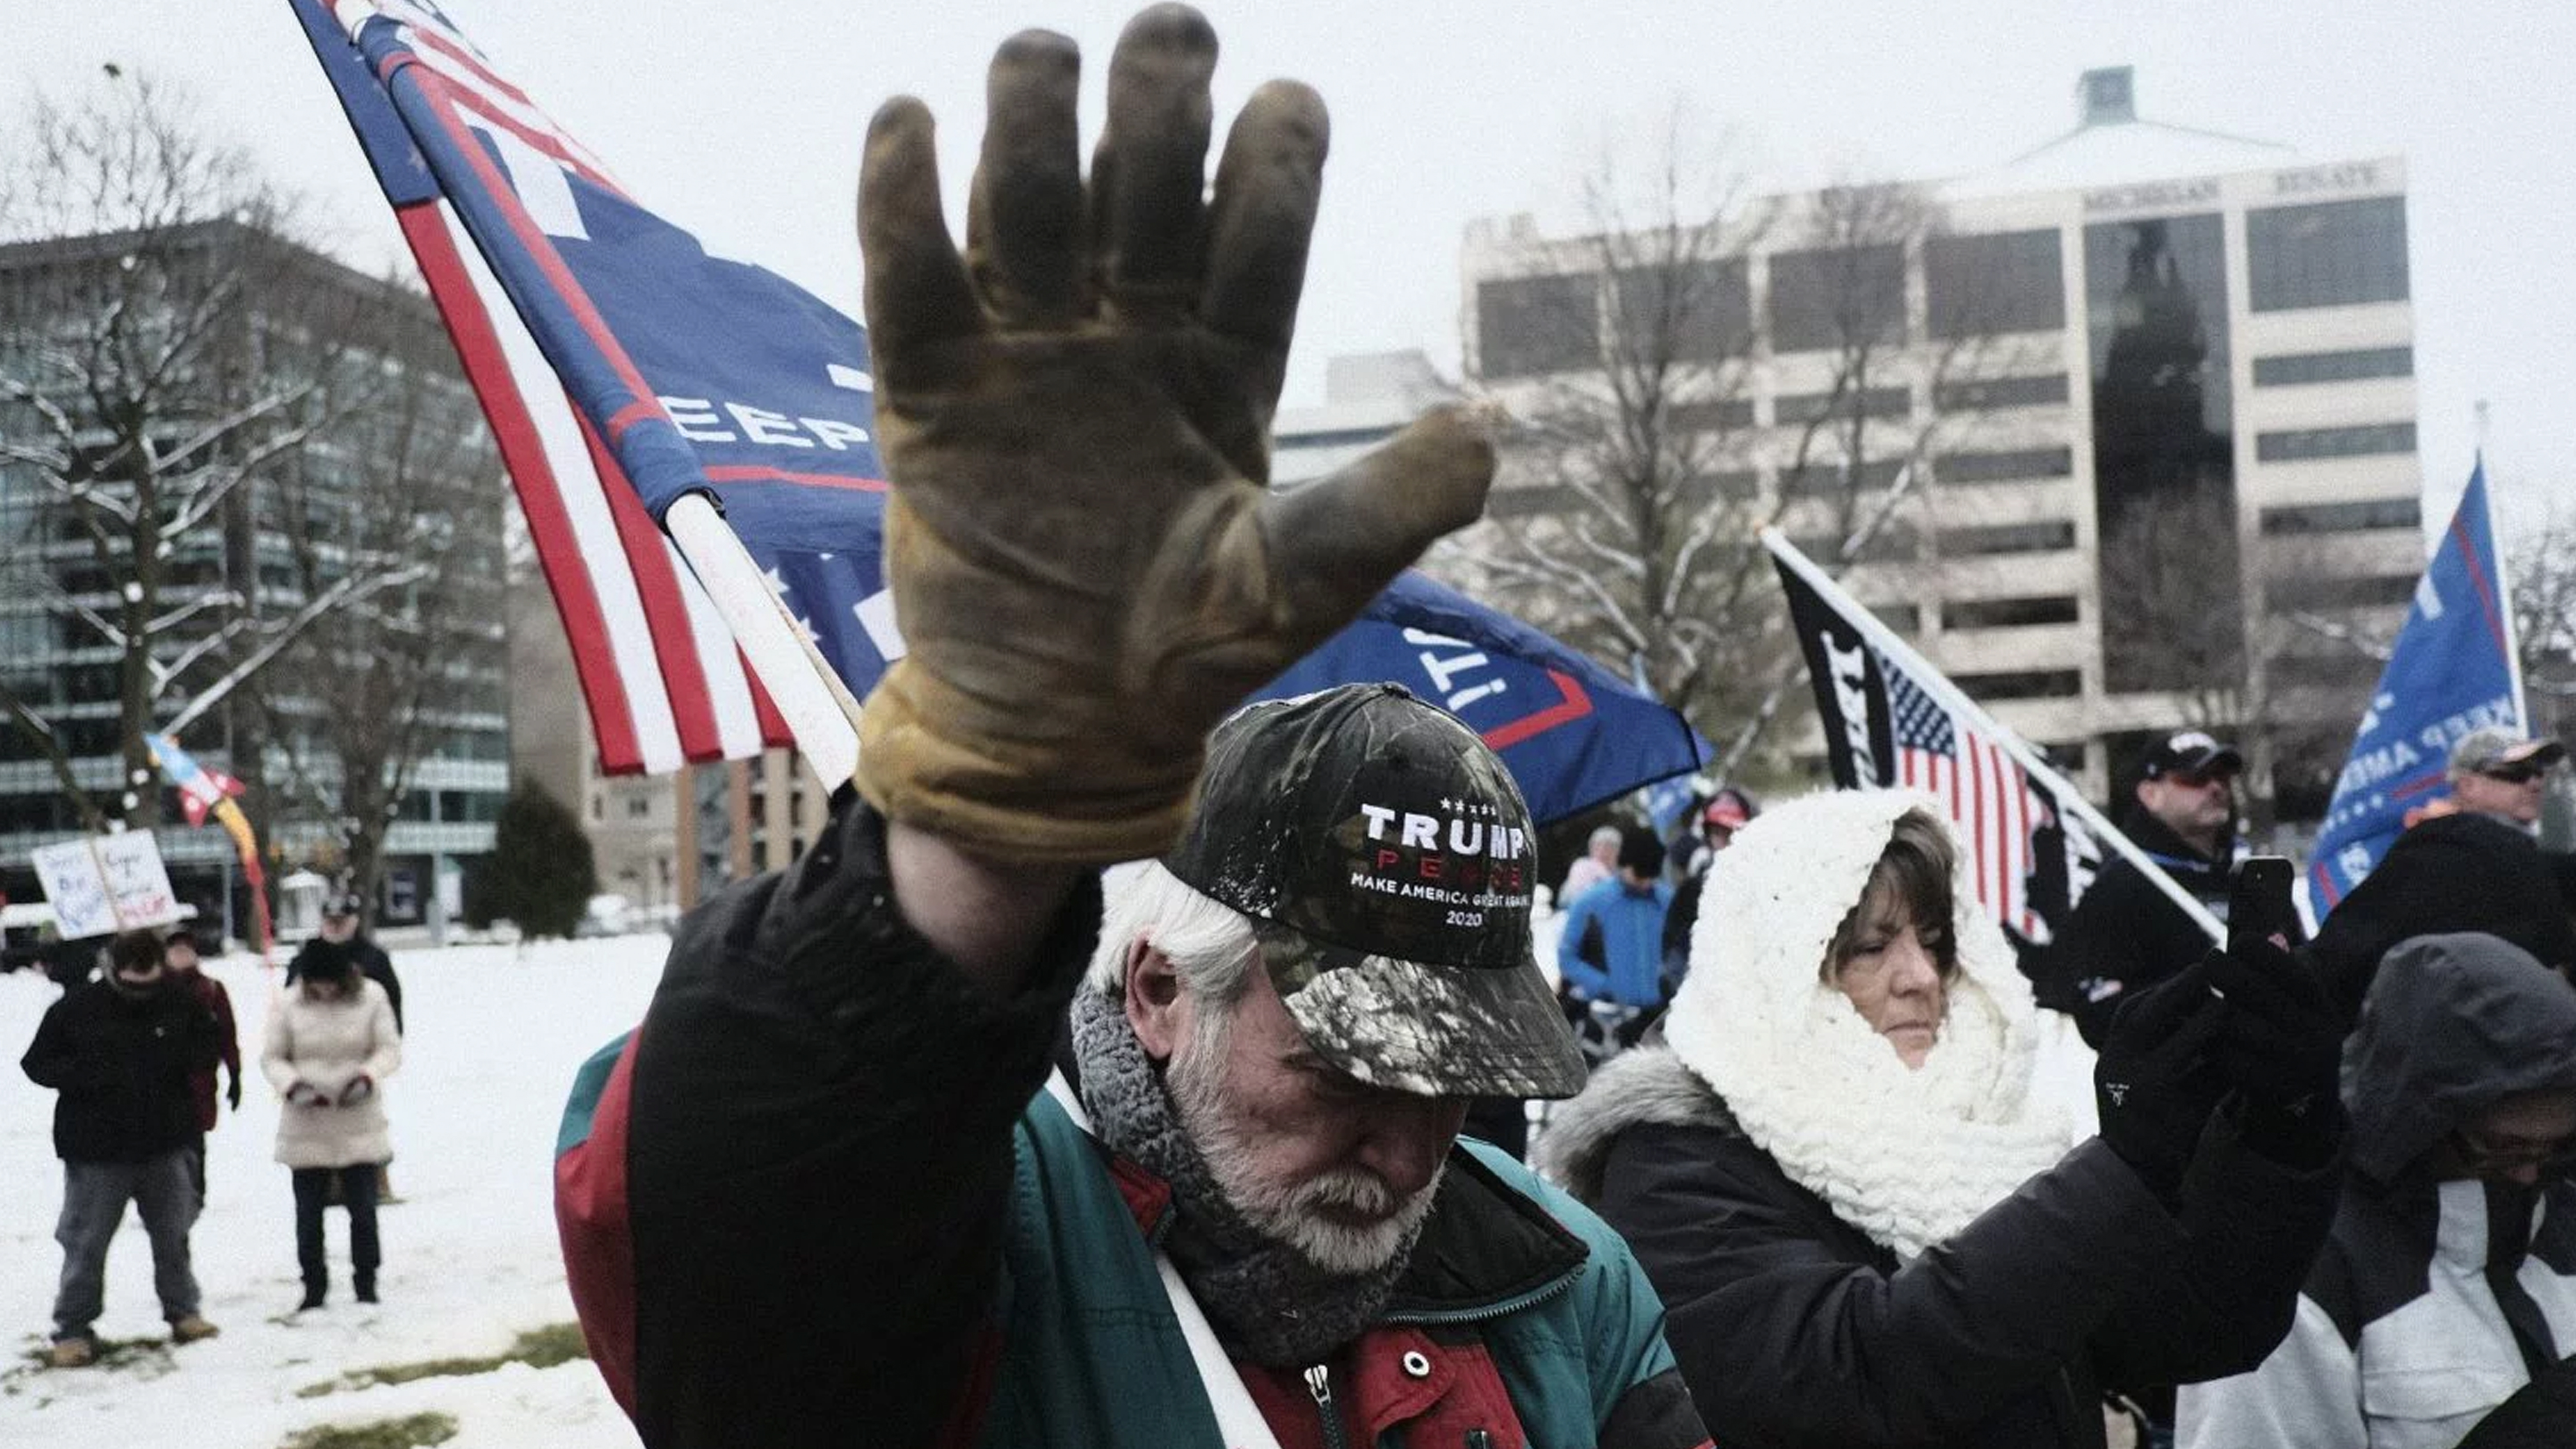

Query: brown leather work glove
[855,4,1496,865]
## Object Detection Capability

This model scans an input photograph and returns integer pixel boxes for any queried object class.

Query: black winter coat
[2306,811,2576,1024]
[21,977,219,1162]
[2031,813,2232,1046]
[1568,1068,2339,1449]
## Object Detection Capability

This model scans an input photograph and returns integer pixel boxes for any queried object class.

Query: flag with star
[1768,529,2219,948]
[292,0,1702,820]
[2308,461,2523,910]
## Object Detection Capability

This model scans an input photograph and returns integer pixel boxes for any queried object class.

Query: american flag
[290,0,1708,821]
[1885,664,2049,940]
[1766,531,2145,947]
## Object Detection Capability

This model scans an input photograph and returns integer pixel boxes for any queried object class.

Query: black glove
[2204,940,2345,1167]
[226,1075,243,1112]
[2093,959,2227,1204]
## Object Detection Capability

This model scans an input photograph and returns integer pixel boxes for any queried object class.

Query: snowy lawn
[1,936,669,1449]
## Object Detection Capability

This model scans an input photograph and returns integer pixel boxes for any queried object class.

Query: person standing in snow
[22,928,223,1367]
[266,939,401,1310]
[552,11,1710,1446]
[1538,791,2348,1449]
[1556,826,1674,1061]
[2176,934,2576,1449]
[162,927,241,1212]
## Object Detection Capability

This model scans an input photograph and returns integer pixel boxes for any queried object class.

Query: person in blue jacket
[1558,827,1675,1012]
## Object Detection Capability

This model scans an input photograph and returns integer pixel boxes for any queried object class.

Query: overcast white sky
[11,1,2573,532]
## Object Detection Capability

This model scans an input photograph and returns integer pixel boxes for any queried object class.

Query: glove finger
[1090,4,1217,320]
[1262,405,1496,629]
[1200,79,1330,403]
[2105,958,2211,1048]
[2206,940,2325,1016]
[2137,995,2226,1073]
[966,29,1085,327]
[860,97,984,382]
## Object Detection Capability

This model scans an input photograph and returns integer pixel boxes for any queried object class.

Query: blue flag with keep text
[2309,463,2521,909]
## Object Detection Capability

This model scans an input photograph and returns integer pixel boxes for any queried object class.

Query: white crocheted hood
[1662,789,2086,1259]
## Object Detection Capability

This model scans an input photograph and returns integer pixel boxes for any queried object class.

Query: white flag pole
[665,493,863,785]
[1762,527,2224,944]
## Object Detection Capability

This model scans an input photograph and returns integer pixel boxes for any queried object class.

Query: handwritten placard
[29,833,183,939]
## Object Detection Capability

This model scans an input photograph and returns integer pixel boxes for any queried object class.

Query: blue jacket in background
[1557,878,1674,1007]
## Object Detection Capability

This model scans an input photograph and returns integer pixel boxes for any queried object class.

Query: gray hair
[1083,860,1262,1009]
[1589,825,1622,851]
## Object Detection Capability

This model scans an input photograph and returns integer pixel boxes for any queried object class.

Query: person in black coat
[1537,790,2348,1449]
[2305,730,2576,1022]
[2030,731,2248,1045]
[287,895,404,1034]
[21,929,223,1366]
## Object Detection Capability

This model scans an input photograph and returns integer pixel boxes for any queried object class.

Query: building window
[1926,229,2066,337]
[1939,520,2076,556]
[1936,374,2070,412]
[1681,470,1759,503]
[1869,602,1922,635]
[2269,573,2418,610]
[2259,498,2421,535]
[1668,398,1756,432]
[2251,346,2413,387]
[1775,386,1911,426]
[1937,447,2074,485]
[627,795,652,819]
[1944,595,2080,629]
[1615,260,1751,365]
[1475,273,1598,379]
[1781,458,1908,496]
[2248,196,2409,312]
[1952,669,2083,700]
[1788,524,1921,564]
[1486,484,1579,519]
[590,795,603,822]
[2255,423,2416,463]
[1767,244,1906,353]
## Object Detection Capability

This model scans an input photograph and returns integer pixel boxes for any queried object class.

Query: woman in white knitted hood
[1536,790,2346,1449]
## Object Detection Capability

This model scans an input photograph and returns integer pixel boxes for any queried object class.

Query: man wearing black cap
[553,10,1705,1447]
[2035,729,2248,1045]
[291,894,403,1036]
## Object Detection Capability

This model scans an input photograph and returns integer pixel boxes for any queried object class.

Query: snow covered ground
[0,936,670,1448]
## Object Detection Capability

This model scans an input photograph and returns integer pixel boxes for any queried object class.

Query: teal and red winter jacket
[555,790,1709,1449]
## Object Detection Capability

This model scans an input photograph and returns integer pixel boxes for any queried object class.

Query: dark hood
[2345,932,2576,1184]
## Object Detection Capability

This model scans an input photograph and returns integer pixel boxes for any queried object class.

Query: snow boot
[170,1315,220,1344]
[354,1274,378,1305]
[46,1336,97,1369]
[297,1281,327,1312]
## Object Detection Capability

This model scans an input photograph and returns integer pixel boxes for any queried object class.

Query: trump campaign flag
[291,1,1701,823]
[1768,530,2219,946]
[2308,462,2523,909]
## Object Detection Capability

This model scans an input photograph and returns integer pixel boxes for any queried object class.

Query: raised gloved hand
[2093,960,2227,1204]
[338,1075,376,1108]
[854,5,1496,864]
[2205,939,2344,1165]
[285,1082,329,1108]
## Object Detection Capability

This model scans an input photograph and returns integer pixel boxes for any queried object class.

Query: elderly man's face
[1137,948,1464,1275]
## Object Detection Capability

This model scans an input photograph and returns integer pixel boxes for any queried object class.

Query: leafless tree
[0,76,421,833]
[247,318,502,906]
[1443,127,2024,765]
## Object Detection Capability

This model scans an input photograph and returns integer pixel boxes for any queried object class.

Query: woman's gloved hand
[2093,960,2227,1204]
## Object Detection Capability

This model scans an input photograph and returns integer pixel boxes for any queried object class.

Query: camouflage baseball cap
[1164,685,1587,1100]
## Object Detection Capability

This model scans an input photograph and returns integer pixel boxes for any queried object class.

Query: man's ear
[1123,936,1185,1064]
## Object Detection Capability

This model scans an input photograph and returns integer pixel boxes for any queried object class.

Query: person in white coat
[264,939,401,1310]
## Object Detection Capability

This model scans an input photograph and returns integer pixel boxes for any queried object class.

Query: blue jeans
[53,1151,201,1340]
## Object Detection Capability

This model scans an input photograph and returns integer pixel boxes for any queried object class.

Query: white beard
[1167,1015,1443,1277]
